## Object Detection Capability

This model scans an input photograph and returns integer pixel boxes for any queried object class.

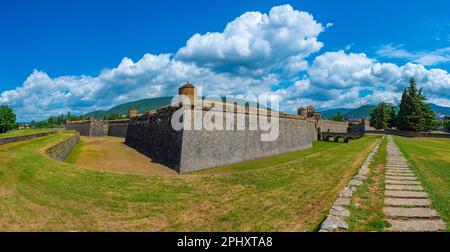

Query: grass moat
[0,132,448,231]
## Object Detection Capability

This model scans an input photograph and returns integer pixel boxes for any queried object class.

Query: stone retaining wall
[318,120,349,134]
[46,133,80,161]
[0,130,57,145]
[365,130,385,135]
[66,120,129,138]
[107,120,129,137]
[385,129,450,138]
[66,121,91,136]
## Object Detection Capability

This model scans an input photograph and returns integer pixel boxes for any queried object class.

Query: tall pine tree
[397,77,434,131]
[370,102,390,130]
[419,89,434,131]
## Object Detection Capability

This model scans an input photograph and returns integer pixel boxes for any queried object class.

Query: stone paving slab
[387,219,446,232]
[386,173,414,176]
[386,173,416,177]
[320,215,348,231]
[348,179,363,187]
[386,172,414,176]
[384,198,431,207]
[385,180,421,185]
[385,190,428,198]
[386,167,411,171]
[386,166,411,170]
[383,207,440,218]
[385,176,418,181]
[385,185,423,191]
[334,197,351,206]
[386,167,410,171]
[330,205,350,218]
[386,169,413,173]
[339,187,353,198]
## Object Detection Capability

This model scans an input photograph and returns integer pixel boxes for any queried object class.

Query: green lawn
[0,133,380,231]
[194,141,343,174]
[348,136,390,231]
[394,136,450,231]
[0,128,54,138]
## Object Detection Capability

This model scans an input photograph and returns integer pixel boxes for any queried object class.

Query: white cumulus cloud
[1,54,279,121]
[1,4,450,121]
[277,50,450,111]
[176,4,325,76]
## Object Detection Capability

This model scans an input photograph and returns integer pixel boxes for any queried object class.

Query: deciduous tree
[0,105,17,133]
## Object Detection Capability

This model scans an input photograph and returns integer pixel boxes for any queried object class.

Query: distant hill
[320,103,450,120]
[320,105,377,120]
[84,96,267,119]
[429,103,450,116]
[319,108,353,120]
[83,96,450,120]
[84,97,174,119]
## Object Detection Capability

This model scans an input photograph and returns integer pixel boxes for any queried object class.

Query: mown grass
[347,136,390,231]
[64,139,85,163]
[393,136,450,231]
[0,133,380,231]
[0,128,54,138]
[194,141,342,174]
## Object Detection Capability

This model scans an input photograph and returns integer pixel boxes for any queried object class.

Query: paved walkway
[383,136,445,232]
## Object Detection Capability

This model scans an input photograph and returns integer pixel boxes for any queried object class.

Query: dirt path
[66,136,177,176]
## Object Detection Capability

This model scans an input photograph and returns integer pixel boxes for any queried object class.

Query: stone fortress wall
[65,121,92,136]
[67,83,351,173]
[66,119,130,138]
[179,110,316,173]
[125,106,183,170]
[318,120,349,134]
[107,120,130,137]
[124,83,347,173]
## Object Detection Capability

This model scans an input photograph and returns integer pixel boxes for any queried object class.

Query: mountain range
[83,97,450,120]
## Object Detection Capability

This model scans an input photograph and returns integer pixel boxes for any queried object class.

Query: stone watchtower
[298,107,307,118]
[128,107,138,118]
[179,82,197,106]
[307,105,315,118]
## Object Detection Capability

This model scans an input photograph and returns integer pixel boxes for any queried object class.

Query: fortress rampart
[125,105,317,173]
[66,119,129,137]
[67,83,353,173]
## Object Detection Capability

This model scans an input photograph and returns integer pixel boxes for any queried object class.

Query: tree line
[370,77,435,131]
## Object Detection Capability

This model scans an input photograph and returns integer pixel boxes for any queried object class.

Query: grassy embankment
[0,128,54,138]
[0,133,379,231]
[347,136,390,231]
[194,141,346,175]
[394,136,450,231]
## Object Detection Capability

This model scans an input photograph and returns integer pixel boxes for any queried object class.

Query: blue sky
[1,0,450,121]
